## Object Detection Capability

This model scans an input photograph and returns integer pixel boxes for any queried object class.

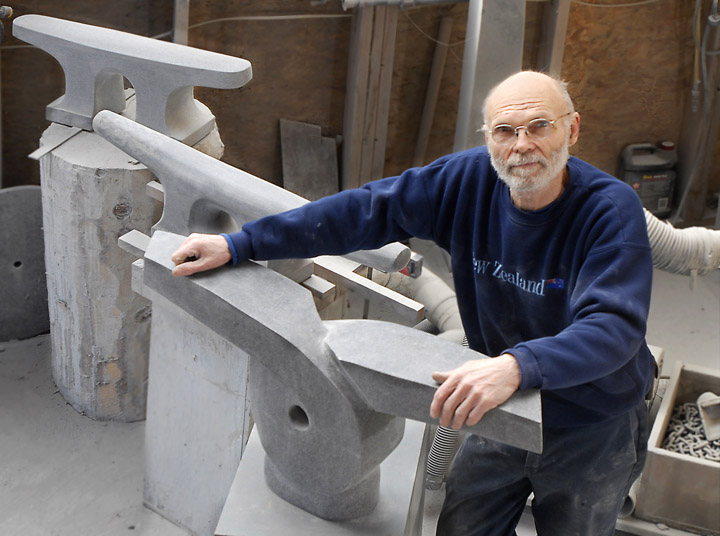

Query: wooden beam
[369,6,398,181]
[342,7,373,191]
[342,6,398,190]
[414,16,453,168]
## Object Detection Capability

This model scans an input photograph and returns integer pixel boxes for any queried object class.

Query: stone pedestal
[38,119,223,421]
[215,419,427,536]
[141,291,252,536]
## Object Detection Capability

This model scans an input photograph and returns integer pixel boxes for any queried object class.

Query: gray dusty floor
[0,335,188,536]
[0,268,718,536]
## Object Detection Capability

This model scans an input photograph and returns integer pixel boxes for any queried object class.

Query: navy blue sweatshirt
[225,146,655,428]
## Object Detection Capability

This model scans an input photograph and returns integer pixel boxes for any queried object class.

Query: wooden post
[342,6,399,190]
[413,16,453,168]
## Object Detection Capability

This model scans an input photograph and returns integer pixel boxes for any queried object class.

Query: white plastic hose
[371,267,465,344]
[645,208,720,276]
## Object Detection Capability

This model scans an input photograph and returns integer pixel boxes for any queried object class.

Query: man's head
[483,71,580,210]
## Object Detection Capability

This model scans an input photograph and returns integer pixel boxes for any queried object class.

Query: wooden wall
[562,1,695,175]
[1,0,717,218]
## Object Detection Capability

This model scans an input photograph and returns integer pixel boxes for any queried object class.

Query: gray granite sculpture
[13,14,252,145]
[95,111,542,521]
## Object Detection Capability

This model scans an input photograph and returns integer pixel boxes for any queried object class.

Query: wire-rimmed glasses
[483,112,574,145]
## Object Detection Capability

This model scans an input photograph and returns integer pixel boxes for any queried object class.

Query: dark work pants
[436,402,648,536]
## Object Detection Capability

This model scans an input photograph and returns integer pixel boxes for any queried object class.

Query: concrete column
[38,115,223,422]
[453,0,526,152]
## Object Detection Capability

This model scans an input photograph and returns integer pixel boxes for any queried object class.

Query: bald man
[172,71,654,535]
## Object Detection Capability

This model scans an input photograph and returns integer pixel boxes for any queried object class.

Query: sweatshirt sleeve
[223,163,449,263]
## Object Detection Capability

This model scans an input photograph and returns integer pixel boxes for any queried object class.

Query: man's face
[489,128,570,194]
[484,74,577,199]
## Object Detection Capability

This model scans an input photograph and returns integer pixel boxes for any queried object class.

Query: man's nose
[512,129,536,152]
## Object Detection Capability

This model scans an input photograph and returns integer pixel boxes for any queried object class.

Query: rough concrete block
[35,106,225,422]
[13,14,252,145]
[37,124,161,421]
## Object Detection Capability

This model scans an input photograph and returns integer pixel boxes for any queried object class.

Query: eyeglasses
[483,112,574,145]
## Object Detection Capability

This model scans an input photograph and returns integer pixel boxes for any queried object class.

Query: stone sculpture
[95,110,542,521]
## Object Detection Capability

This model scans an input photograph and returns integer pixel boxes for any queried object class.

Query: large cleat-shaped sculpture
[94,110,542,521]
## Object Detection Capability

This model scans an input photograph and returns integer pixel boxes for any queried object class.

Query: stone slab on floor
[215,419,426,536]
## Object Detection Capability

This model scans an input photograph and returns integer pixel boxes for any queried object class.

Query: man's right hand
[171,233,232,277]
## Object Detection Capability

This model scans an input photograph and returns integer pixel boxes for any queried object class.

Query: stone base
[215,419,427,536]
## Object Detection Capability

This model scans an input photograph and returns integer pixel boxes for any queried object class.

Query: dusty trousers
[436,401,648,536]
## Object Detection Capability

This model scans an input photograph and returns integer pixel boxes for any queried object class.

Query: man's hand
[430,353,521,429]
[171,233,232,277]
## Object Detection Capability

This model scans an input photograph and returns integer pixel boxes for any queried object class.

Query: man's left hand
[430,353,521,429]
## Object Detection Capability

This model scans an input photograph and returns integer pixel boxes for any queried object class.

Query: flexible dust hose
[425,424,461,490]
[371,266,465,344]
[645,208,720,276]
[618,479,641,519]
[371,267,465,489]
[424,335,469,490]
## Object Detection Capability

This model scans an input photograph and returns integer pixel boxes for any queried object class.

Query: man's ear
[568,113,580,147]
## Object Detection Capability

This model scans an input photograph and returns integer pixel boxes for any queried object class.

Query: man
[171,71,653,535]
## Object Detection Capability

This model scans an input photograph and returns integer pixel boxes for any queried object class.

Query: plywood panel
[560,0,695,177]
[191,0,351,186]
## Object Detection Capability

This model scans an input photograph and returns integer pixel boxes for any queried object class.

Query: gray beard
[490,140,570,194]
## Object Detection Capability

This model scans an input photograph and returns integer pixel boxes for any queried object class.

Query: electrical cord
[571,0,662,7]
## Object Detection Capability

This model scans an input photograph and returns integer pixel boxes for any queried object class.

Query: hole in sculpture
[289,405,310,430]
[188,200,240,234]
